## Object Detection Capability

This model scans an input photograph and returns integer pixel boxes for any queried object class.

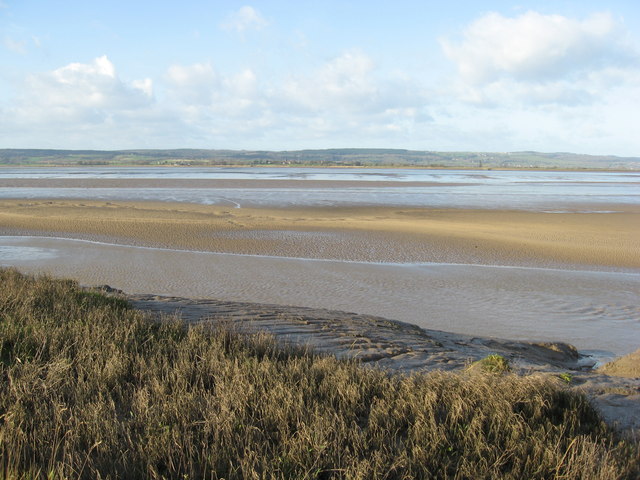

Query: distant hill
[0,148,639,170]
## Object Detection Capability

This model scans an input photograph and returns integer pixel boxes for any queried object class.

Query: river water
[0,167,639,210]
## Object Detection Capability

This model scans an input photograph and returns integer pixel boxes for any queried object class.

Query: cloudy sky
[1,1,639,155]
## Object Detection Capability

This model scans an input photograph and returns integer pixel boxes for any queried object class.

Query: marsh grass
[0,268,637,479]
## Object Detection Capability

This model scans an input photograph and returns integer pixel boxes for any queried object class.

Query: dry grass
[0,268,637,479]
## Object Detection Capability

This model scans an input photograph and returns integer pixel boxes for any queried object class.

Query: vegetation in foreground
[0,268,637,479]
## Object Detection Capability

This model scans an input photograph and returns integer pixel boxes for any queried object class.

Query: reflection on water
[0,243,59,263]
[1,167,639,210]
[1,186,637,211]
[1,236,638,358]
[1,166,639,183]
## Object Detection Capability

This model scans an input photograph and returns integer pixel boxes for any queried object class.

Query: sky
[1,1,639,155]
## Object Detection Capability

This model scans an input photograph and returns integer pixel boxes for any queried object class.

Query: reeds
[0,268,637,479]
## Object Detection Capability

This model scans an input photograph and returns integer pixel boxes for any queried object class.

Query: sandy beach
[1,199,638,270]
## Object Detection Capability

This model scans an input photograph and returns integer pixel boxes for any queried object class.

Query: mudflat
[1,199,638,270]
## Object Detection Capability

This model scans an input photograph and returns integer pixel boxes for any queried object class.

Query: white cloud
[24,56,152,110]
[165,62,260,117]
[282,51,377,111]
[0,51,436,149]
[222,69,259,113]
[280,51,425,116]
[2,34,44,54]
[262,51,432,145]
[3,44,637,155]
[439,10,640,112]
[425,53,640,155]
[159,52,432,148]
[447,77,598,108]
[441,11,633,84]
[60,55,116,79]
[132,78,153,97]
[6,55,153,132]
[167,62,216,87]
[221,6,268,33]
[3,36,27,54]
[166,62,219,105]
[227,69,258,98]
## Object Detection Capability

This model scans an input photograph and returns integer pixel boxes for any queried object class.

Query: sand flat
[0,199,638,270]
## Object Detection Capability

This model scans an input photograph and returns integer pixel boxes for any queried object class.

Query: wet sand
[1,199,638,270]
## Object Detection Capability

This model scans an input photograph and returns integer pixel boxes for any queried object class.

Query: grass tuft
[469,353,512,374]
[0,268,637,479]
[559,372,574,384]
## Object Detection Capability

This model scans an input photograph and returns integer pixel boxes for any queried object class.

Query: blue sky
[1,1,639,155]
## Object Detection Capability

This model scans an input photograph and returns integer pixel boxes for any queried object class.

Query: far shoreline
[2,163,640,173]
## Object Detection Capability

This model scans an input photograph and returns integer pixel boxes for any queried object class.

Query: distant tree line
[1,148,638,170]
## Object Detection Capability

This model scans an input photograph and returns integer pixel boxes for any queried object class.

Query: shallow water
[2,236,638,359]
[1,166,638,184]
[1,167,639,211]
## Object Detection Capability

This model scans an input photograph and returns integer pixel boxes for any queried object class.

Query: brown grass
[0,268,637,479]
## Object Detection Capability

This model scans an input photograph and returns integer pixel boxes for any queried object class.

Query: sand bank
[599,349,640,378]
[0,199,638,270]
